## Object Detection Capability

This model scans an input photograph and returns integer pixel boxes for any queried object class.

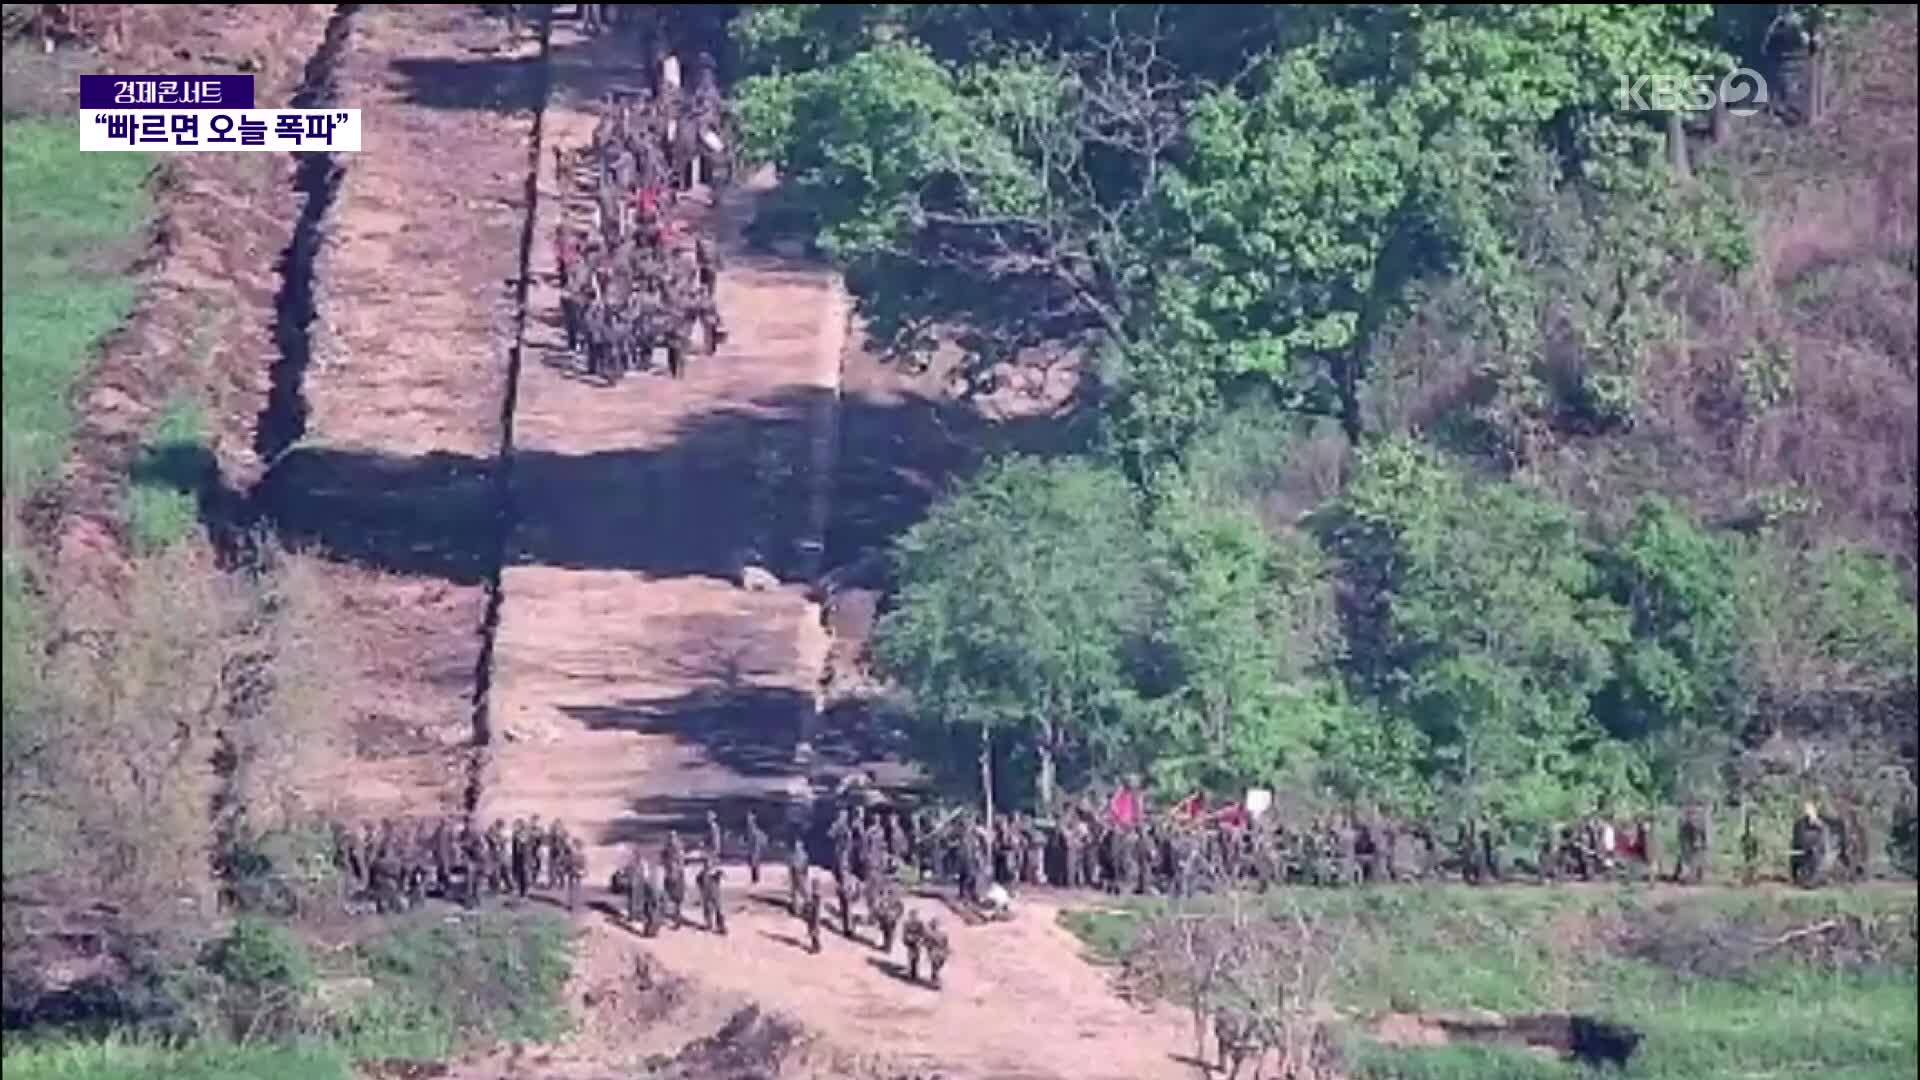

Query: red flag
[1107,786,1140,828]
[1175,792,1206,820]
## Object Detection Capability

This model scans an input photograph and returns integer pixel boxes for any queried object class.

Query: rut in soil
[467,7,556,810]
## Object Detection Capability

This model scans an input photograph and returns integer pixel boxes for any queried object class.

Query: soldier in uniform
[405,820,431,908]
[1108,828,1134,896]
[1676,804,1709,885]
[1790,801,1826,887]
[802,876,824,954]
[835,869,857,940]
[562,836,584,912]
[1829,802,1855,882]
[1740,805,1761,885]
[371,841,403,914]
[1539,823,1561,884]
[461,819,488,907]
[888,813,910,876]
[864,817,888,881]
[1062,819,1085,889]
[1336,816,1362,886]
[871,881,904,953]
[835,824,857,897]
[902,911,926,981]
[527,813,547,888]
[662,830,687,927]
[1456,818,1482,885]
[706,810,724,865]
[1005,816,1030,890]
[624,845,648,926]
[510,818,533,898]
[433,817,457,898]
[1480,815,1504,883]
[787,837,810,914]
[487,820,511,894]
[827,808,852,866]
[744,811,767,885]
[1633,817,1659,884]
[330,820,358,893]
[1085,818,1107,891]
[1134,827,1156,895]
[923,916,951,990]
[697,859,726,935]
[1836,800,1869,883]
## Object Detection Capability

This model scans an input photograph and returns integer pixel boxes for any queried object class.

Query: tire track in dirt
[257,4,547,819]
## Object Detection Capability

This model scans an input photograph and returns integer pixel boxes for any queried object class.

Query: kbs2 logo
[1616,68,1770,116]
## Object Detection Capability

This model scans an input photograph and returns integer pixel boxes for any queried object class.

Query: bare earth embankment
[269,4,542,819]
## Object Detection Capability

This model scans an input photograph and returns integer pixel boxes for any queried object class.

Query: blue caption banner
[79,74,254,110]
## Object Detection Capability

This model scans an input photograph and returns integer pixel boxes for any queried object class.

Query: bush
[201,917,314,1041]
[335,909,573,1061]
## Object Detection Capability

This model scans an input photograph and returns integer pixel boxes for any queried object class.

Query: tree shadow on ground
[249,384,831,584]
[387,6,717,116]
[604,794,806,852]
[562,684,812,780]
[246,378,1050,592]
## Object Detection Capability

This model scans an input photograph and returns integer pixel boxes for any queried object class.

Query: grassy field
[1062,884,1919,1080]
[0,908,577,1080]
[0,67,152,752]
[1,113,150,505]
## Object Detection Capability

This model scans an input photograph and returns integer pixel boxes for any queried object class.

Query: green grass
[1061,885,1919,1080]
[0,908,578,1078]
[125,396,208,552]
[0,1035,349,1080]
[332,907,576,1061]
[2,117,150,501]
[2,105,152,801]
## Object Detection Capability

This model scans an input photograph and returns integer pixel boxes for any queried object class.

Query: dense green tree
[871,456,1151,810]
[1316,440,1636,820]
[1127,497,1344,796]
[738,4,1733,466]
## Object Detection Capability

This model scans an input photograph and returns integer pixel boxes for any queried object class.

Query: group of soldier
[329,815,585,914]
[781,792,1891,904]
[552,42,732,381]
[611,809,954,989]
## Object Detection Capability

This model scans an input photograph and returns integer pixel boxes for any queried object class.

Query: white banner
[81,109,361,152]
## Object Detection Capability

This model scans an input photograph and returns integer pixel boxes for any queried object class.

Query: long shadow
[384,5,554,114]
[257,445,499,583]
[759,929,814,954]
[248,384,837,583]
[606,793,806,851]
[245,384,1074,588]
[562,684,811,779]
[390,7,728,115]
[864,956,929,989]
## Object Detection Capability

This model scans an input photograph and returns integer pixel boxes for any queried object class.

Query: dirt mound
[579,951,689,1030]
[640,1005,813,1080]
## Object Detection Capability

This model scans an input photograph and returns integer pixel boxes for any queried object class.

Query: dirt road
[475,18,842,880]
[456,13,1192,1079]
